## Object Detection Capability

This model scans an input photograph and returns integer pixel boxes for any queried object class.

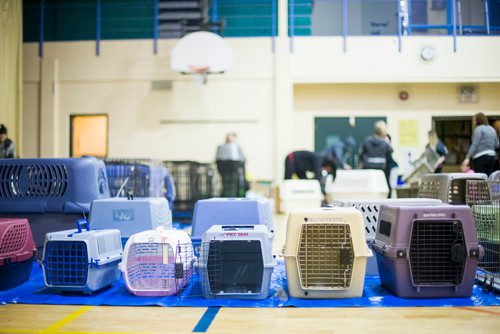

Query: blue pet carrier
[191,198,274,241]
[42,219,122,294]
[90,197,172,243]
[0,157,109,213]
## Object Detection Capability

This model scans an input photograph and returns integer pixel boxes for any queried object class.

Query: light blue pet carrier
[90,197,172,245]
[191,198,274,241]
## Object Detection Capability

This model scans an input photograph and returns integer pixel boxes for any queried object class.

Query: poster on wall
[398,119,419,147]
[398,119,420,174]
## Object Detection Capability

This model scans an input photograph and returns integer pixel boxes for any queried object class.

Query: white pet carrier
[90,197,172,241]
[278,180,323,213]
[42,220,122,294]
[331,198,442,275]
[418,173,488,204]
[197,225,275,299]
[283,207,372,298]
[120,227,194,296]
[325,169,389,204]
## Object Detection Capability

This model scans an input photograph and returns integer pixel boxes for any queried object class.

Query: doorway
[433,115,500,169]
[70,114,108,158]
[315,116,387,168]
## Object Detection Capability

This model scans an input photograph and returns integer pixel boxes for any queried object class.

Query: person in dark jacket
[322,135,356,170]
[358,121,393,195]
[284,150,337,184]
[0,124,15,158]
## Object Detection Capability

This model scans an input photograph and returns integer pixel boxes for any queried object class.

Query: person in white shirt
[215,133,247,197]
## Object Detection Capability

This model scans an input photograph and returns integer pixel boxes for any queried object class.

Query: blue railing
[24,0,499,57]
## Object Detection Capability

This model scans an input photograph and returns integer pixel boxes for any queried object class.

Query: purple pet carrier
[0,218,37,291]
[0,157,109,213]
[0,157,110,254]
[373,205,483,298]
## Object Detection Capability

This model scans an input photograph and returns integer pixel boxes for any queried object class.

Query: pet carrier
[191,198,273,240]
[395,182,420,199]
[467,180,500,292]
[0,157,109,213]
[418,173,488,204]
[401,147,440,184]
[278,180,323,214]
[104,159,174,202]
[0,157,110,253]
[120,227,194,296]
[163,161,217,217]
[331,199,442,275]
[0,218,37,291]
[490,170,500,181]
[197,225,275,299]
[90,197,172,243]
[283,207,372,298]
[372,204,483,298]
[42,220,122,294]
[325,169,389,204]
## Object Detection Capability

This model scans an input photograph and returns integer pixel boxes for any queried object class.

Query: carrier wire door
[467,180,500,293]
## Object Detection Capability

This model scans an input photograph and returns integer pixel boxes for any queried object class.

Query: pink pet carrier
[120,227,194,296]
[0,218,37,290]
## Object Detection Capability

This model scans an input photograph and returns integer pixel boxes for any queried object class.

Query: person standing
[215,132,247,197]
[358,121,394,196]
[0,124,15,158]
[427,129,448,173]
[461,113,499,176]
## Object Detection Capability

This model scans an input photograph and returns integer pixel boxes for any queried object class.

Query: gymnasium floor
[1,215,499,334]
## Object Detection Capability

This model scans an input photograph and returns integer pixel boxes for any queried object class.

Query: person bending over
[284,150,337,186]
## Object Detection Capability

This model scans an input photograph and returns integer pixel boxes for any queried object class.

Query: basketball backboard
[171,31,233,84]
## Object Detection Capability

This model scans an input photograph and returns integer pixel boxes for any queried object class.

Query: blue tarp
[1,260,499,308]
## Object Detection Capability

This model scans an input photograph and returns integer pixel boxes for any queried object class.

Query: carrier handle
[76,218,91,233]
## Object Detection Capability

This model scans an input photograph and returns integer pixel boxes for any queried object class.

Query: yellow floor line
[57,332,152,334]
[40,306,94,334]
[0,330,151,334]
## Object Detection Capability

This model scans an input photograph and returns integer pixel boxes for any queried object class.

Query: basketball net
[189,65,210,86]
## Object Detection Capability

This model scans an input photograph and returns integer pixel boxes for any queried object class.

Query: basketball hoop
[171,31,232,86]
[189,65,210,85]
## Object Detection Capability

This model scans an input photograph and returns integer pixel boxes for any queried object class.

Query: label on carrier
[113,209,135,222]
